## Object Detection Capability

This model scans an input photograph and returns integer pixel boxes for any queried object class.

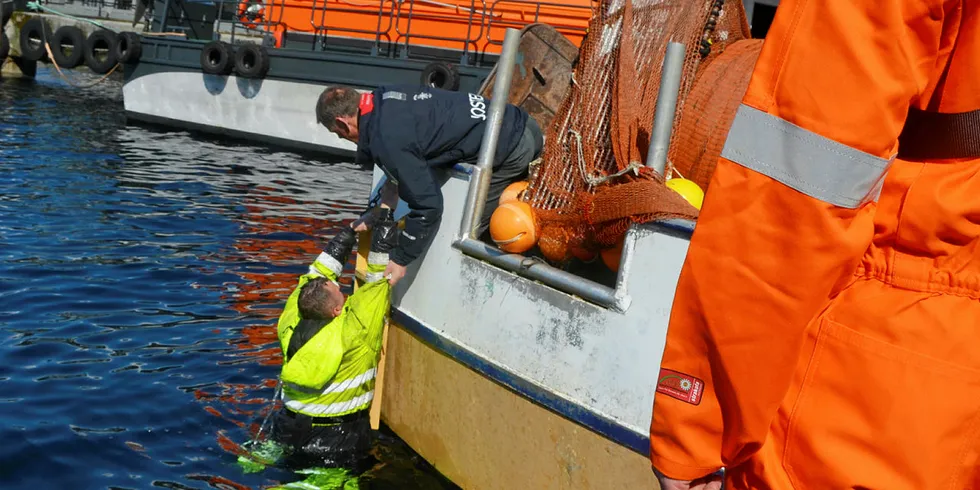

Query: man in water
[239,193,399,488]
[315,84,544,286]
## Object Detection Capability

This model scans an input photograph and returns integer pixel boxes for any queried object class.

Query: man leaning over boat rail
[649,1,980,489]
[316,83,543,285]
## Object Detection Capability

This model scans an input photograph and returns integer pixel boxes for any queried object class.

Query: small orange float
[498,181,529,205]
[489,201,539,253]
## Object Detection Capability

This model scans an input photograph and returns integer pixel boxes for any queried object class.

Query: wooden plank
[353,229,389,431]
[370,320,390,431]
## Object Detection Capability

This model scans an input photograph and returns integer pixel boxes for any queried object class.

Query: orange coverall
[649,1,980,489]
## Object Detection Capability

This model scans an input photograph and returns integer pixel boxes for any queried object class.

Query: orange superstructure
[237,0,594,54]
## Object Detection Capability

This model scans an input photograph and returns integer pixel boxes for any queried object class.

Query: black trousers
[478,116,544,235]
[270,408,373,471]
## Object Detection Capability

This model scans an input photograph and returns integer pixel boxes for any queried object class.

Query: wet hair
[288,278,345,360]
[297,277,343,321]
[316,86,360,132]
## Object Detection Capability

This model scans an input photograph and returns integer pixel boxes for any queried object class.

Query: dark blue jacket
[355,84,529,266]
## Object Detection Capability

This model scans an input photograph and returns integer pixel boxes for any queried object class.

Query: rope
[40,23,120,88]
[141,31,188,36]
[664,161,686,181]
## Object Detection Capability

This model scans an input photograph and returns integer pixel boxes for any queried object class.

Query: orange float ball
[570,245,597,263]
[600,240,624,272]
[498,181,529,205]
[489,201,539,253]
[538,225,571,262]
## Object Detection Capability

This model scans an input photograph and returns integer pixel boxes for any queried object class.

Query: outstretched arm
[349,208,397,351]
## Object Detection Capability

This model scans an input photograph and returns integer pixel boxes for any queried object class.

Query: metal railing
[485,0,589,46]
[24,0,137,23]
[309,0,394,55]
[394,0,485,62]
[454,30,689,313]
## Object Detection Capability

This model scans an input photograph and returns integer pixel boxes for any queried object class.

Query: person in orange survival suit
[649,1,980,489]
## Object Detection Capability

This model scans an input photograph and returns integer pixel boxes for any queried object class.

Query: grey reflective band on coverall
[721,104,894,209]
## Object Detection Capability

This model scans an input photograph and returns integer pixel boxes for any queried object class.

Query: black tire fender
[200,40,234,76]
[115,31,142,64]
[84,29,118,74]
[50,25,86,69]
[0,30,8,62]
[19,17,51,62]
[420,61,460,91]
[233,43,269,78]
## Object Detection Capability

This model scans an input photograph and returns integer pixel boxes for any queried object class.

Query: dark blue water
[0,68,455,489]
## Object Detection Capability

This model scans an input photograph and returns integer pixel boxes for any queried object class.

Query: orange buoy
[538,225,570,262]
[600,240,624,272]
[570,245,597,263]
[489,201,539,253]
[498,181,529,205]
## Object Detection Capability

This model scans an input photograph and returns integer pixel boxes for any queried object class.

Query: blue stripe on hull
[390,308,652,457]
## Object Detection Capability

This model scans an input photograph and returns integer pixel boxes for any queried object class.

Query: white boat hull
[123,70,359,156]
[376,165,693,488]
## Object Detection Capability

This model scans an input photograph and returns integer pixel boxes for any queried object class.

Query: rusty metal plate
[479,23,579,137]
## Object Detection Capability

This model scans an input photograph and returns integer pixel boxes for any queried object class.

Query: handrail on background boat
[453,28,687,313]
[484,0,589,46]
[394,0,486,61]
[309,0,394,55]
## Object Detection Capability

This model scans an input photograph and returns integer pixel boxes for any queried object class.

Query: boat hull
[123,68,359,156]
[381,323,659,489]
[371,165,693,488]
[121,37,491,157]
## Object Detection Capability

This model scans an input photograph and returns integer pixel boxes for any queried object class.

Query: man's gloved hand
[370,208,399,254]
[323,226,357,264]
[351,180,399,232]
[351,207,381,232]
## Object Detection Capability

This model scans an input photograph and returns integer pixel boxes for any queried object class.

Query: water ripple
[0,70,455,489]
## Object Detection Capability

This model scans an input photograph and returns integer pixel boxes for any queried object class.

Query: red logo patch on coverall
[657,368,704,405]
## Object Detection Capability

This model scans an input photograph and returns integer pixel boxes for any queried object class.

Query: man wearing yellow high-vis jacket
[266,204,399,473]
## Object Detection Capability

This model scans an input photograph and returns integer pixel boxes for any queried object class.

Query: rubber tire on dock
[115,31,142,64]
[0,31,8,62]
[200,41,234,76]
[421,61,460,91]
[84,29,118,74]
[49,25,86,69]
[233,43,269,78]
[19,17,51,62]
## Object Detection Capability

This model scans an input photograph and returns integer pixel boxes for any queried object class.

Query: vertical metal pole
[158,0,171,32]
[458,26,521,240]
[645,41,686,175]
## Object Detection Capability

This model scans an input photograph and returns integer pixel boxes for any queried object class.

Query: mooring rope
[22,1,182,87]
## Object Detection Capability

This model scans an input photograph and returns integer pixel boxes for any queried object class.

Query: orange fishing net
[670,38,764,190]
[524,0,756,263]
